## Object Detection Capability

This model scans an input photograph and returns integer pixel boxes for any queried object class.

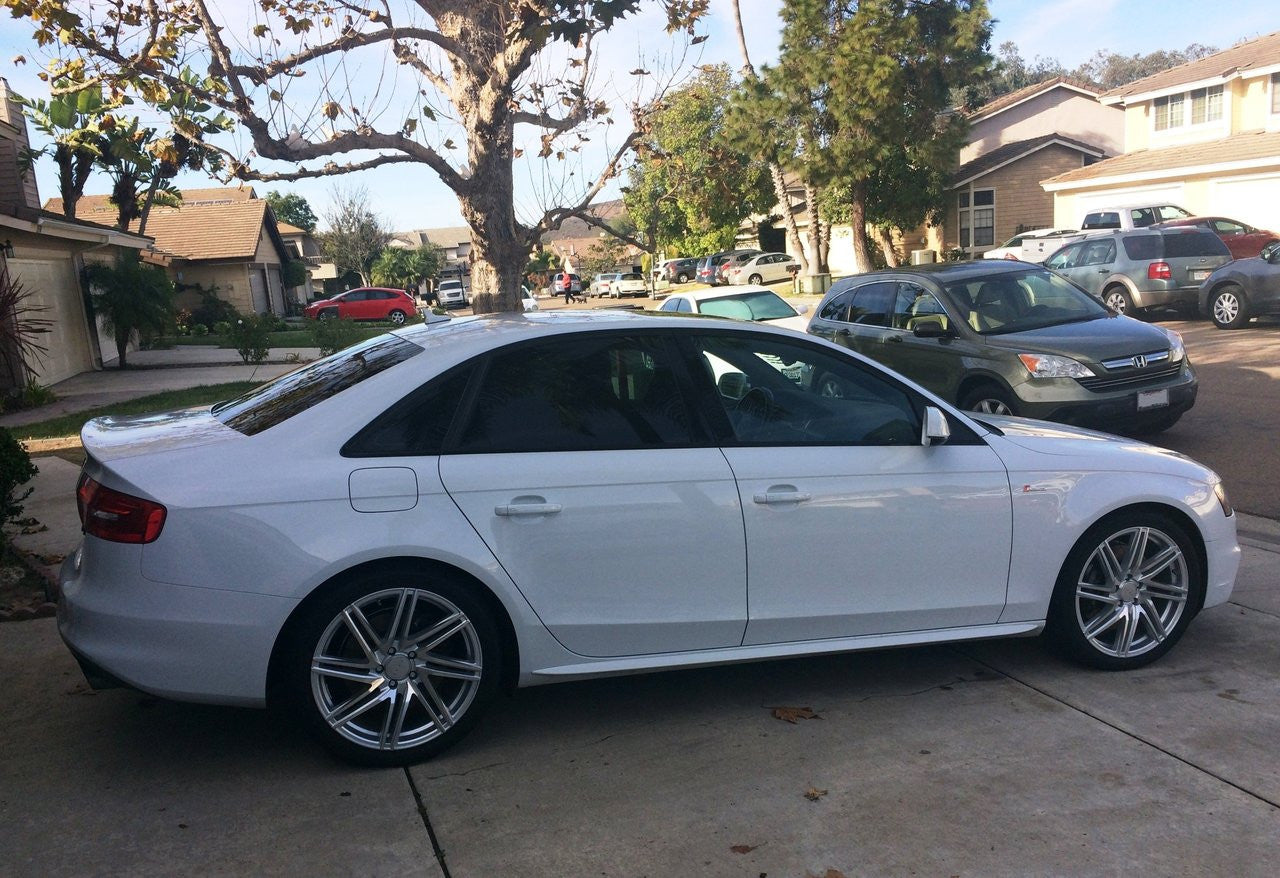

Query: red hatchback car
[304,287,418,324]
[1154,216,1280,260]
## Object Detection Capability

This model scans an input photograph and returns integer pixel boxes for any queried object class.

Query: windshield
[698,290,798,322]
[942,268,1107,335]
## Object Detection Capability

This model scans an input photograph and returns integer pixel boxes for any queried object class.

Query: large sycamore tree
[7,0,707,312]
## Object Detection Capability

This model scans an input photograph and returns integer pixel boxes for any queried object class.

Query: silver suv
[1044,228,1231,317]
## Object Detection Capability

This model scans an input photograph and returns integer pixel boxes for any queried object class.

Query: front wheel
[1209,284,1250,329]
[282,568,502,766]
[1045,512,1203,670]
[677,272,689,284]
[318,309,338,321]
[959,383,1018,417]
[388,309,407,325]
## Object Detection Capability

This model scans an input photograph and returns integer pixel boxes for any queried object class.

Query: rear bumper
[57,541,296,707]
[1131,285,1199,309]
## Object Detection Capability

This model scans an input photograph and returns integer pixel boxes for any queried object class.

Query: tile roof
[1101,31,1280,101]
[276,221,309,235]
[43,187,279,261]
[968,77,1102,121]
[951,133,1107,187]
[1042,129,1280,187]
[392,226,472,248]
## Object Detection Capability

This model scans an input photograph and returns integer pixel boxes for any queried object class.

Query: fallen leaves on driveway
[804,786,828,801]
[729,844,759,854]
[771,706,821,723]
[807,870,846,878]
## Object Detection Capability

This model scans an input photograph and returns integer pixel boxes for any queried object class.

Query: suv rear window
[213,335,421,435]
[1161,230,1230,258]
[1122,235,1162,260]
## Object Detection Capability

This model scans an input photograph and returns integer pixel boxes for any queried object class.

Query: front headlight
[1017,353,1097,379]
[1166,329,1186,363]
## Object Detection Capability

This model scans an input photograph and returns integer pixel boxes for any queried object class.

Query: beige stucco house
[1044,32,1280,231]
[48,187,295,316]
[932,77,1123,258]
[0,77,151,387]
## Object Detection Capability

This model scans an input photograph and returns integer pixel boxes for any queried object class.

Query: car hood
[976,414,1215,481]
[979,315,1173,364]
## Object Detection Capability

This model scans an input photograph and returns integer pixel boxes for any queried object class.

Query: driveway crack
[404,767,453,878]
[422,760,509,781]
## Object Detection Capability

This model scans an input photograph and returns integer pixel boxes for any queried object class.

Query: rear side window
[343,365,474,457]
[214,335,421,435]
[1122,235,1163,261]
[1161,231,1230,258]
[848,282,895,326]
[1083,212,1120,229]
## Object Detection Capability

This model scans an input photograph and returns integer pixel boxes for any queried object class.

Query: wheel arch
[266,556,522,706]
[955,371,1015,407]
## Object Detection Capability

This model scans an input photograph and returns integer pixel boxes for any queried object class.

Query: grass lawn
[157,325,399,349]
[14,381,261,441]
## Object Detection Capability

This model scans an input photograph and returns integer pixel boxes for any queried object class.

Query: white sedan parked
[60,311,1239,765]
[658,285,811,331]
[725,251,800,285]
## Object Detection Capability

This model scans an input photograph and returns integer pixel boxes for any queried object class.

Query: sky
[1,0,1276,232]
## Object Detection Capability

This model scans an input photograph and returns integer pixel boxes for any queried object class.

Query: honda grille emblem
[1131,354,1148,369]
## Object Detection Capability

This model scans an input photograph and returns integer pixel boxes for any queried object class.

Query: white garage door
[1070,184,1188,226]
[7,257,94,385]
[1210,175,1280,231]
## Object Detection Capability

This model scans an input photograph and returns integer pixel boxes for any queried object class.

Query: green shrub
[229,314,271,364]
[191,323,209,337]
[212,320,233,336]
[310,316,361,356]
[20,379,56,408]
[0,427,37,537]
[190,287,240,331]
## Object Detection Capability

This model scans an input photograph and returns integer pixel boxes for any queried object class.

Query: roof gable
[968,77,1103,122]
[951,133,1106,188]
[1101,31,1280,103]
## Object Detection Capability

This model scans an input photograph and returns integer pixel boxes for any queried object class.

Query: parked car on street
[1080,204,1192,231]
[553,272,583,298]
[1043,228,1231,317]
[658,285,810,331]
[984,228,1080,261]
[715,250,764,284]
[662,257,700,285]
[1198,241,1280,329]
[304,287,418,324]
[605,272,647,298]
[590,272,620,297]
[724,252,801,285]
[61,309,1237,766]
[1152,215,1280,261]
[436,280,469,310]
[696,250,756,285]
[808,260,1198,434]
[521,286,539,311]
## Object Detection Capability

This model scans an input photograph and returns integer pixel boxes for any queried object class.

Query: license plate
[1137,389,1170,410]
[1190,269,1210,281]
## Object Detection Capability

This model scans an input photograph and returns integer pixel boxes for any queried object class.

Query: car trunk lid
[81,407,246,463]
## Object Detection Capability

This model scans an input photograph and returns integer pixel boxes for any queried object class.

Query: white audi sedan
[60,311,1239,765]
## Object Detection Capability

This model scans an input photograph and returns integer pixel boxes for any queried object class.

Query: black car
[663,258,700,284]
[1199,241,1280,329]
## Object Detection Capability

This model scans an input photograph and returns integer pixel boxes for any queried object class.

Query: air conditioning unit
[910,249,937,265]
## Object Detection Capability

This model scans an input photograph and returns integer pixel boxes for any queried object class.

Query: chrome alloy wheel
[1074,525,1189,658]
[1212,291,1240,325]
[1105,290,1128,313]
[970,397,1013,415]
[310,588,483,752]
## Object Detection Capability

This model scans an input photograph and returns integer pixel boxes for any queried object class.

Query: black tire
[748,273,763,285]
[388,309,407,325]
[1045,510,1203,670]
[677,272,689,284]
[1103,286,1138,317]
[959,382,1018,417]
[1209,284,1250,330]
[281,566,502,766]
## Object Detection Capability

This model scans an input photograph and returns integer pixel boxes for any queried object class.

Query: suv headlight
[1165,329,1186,363]
[1017,353,1097,379]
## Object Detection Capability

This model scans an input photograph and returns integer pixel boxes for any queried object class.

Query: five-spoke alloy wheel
[284,569,501,765]
[1048,512,1203,669]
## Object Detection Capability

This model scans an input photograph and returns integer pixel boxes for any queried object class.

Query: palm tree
[83,254,175,368]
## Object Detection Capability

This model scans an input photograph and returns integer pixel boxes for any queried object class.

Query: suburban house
[1043,31,1280,231]
[276,220,323,300]
[0,77,151,387]
[46,187,298,316]
[932,77,1123,258]
[390,226,474,283]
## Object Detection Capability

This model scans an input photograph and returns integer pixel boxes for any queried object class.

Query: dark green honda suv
[808,261,1196,434]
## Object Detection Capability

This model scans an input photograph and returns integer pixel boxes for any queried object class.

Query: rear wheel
[318,308,338,321]
[959,383,1018,417]
[283,568,502,766]
[749,273,763,285]
[1104,286,1137,317]
[677,272,689,284]
[388,309,407,325]
[1045,511,1202,670]
[1209,284,1250,329]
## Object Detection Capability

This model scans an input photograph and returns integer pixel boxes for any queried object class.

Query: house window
[1154,85,1223,131]
[958,189,995,250]
[1272,73,1280,115]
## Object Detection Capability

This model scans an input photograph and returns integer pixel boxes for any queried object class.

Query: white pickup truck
[1018,230,1092,263]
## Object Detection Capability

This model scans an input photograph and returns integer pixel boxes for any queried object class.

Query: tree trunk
[137,175,164,235]
[875,227,901,267]
[54,145,94,219]
[848,182,874,274]
[803,182,827,274]
[771,167,810,274]
[115,331,128,369]
[819,218,832,274]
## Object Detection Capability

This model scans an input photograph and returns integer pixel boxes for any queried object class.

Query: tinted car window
[819,289,854,322]
[215,335,422,436]
[1161,231,1230,258]
[460,335,696,453]
[848,282,895,326]
[1122,235,1163,261]
[692,333,920,446]
[1083,212,1120,230]
[343,365,474,457]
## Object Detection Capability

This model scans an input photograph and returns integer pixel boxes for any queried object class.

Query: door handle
[1097,269,1108,274]
[753,491,812,505]
[495,502,563,517]
[886,334,903,343]
[836,327,851,336]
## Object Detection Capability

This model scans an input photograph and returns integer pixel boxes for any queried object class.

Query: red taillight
[76,474,166,544]
[1148,261,1172,280]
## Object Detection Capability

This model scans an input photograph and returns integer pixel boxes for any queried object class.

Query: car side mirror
[922,406,951,446]
[912,321,954,339]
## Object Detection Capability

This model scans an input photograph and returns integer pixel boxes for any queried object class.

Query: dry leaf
[771,706,821,723]
[804,787,828,801]
[807,871,846,878]
[729,844,758,854]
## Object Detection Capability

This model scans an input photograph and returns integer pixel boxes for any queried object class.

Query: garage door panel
[7,258,94,385]
[1210,176,1280,232]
